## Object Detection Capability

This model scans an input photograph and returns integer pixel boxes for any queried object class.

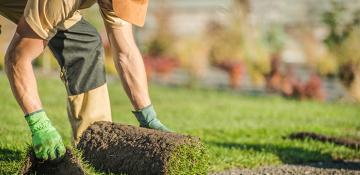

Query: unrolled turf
[77,121,208,175]
[288,132,360,149]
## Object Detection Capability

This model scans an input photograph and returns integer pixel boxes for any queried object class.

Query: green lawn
[0,74,359,174]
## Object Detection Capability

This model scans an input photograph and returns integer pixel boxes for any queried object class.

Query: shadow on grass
[208,141,360,171]
[0,147,22,161]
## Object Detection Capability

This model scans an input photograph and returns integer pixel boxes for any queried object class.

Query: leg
[48,18,112,143]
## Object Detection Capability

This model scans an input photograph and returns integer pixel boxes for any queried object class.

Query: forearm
[106,24,151,110]
[113,50,171,131]
[5,33,44,114]
[104,22,171,131]
[113,46,151,110]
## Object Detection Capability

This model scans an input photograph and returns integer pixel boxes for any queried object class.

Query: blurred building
[145,0,360,34]
[142,0,327,65]
[144,0,360,57]
[144,0,231,37]
[2,0,360,65]
[144,0,327,35]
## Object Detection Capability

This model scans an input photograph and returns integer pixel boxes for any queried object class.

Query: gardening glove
[133,105,172,132]
[25,110,66,161]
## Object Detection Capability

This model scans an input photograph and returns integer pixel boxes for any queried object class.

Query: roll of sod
[77,121,208,175]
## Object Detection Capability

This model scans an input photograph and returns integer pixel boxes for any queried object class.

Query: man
[0,0,171,161]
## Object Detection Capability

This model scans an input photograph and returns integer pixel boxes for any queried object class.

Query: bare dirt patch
[212,161,360,175]
[20,148,85,175]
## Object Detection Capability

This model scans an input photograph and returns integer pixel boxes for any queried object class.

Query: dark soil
[212,161,360,175]
[77,121,207,175]
[20,148,85,175]
[288,132,360,149]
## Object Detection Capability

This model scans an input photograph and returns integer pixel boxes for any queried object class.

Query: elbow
[4,48,17,75]
[118,51,133,61]
[4,46,28,75]
[114,51,132,67]
[113,49,141,68]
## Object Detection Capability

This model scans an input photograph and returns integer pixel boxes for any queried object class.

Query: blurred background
[1,0,360,103]
[1,1,360,173]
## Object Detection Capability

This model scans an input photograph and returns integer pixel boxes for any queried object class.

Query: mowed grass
[0,74,359,174]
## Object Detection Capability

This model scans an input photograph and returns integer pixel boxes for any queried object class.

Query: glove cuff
[132,104,157,127]
[25,110,53,134]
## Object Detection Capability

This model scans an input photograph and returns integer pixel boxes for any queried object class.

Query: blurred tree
[144,0,175,57]
[264,25,286,56]
[263,25,286,91]
[234,0,251,14]
[175,37,209,88]
[208,0,247,89]
[323,2,349,48]
[143,0,178,80]
[208,0,270,89]
[323,1,360,102]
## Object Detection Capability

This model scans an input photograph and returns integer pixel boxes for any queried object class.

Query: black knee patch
[48,18,106,96]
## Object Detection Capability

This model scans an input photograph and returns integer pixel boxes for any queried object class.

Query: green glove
[133,105,172,132]
[25,110,66,161]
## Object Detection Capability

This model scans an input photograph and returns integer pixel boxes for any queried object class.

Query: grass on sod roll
[167,141,209,175]
[0,74,359,174]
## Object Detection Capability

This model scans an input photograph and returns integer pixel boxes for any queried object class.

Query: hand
[32,127,66,161]
[146,118,172,132]
[26,110,66,161]
[133,105,172,132]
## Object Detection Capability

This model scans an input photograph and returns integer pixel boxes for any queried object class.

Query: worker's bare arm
[5,17,46,114]
[105,22,151,110]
